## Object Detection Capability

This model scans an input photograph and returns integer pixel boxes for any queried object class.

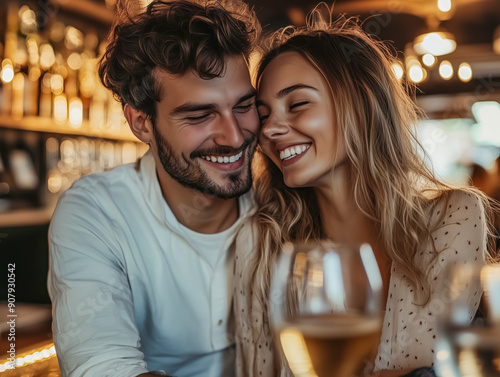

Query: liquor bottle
[1,2,18,117]
[0,59,14,115]
[25,34,41,116]
[9,136,39,192]
[11,71,25,120]
[39,71,52,117]
[0,135,15,209]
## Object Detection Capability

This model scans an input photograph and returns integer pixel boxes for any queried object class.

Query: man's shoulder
[72,160,141,191]
[53,159,146,219]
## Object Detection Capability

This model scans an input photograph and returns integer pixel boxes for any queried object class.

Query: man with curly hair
[48,1,260,376]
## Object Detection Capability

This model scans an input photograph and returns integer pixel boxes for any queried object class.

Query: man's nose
[213,114,245,148]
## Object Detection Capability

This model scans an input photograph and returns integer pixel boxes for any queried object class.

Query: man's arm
[48,186,150,377]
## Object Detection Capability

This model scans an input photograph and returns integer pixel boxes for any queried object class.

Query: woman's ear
[124,104,153,143]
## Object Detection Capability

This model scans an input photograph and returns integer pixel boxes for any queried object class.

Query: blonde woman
[233,15,497,377]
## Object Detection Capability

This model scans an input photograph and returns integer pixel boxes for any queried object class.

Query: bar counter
[0,341,60,376]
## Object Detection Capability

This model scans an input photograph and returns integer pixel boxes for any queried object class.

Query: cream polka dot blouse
[233,190,487,377]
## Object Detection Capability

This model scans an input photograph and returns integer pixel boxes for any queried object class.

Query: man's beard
[153,126,256,199]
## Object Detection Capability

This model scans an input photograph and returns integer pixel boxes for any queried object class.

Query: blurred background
[0,0,499,355]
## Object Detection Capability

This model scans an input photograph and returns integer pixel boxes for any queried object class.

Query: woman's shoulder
[445,188,484,207]
[424,188,487,264]
[427,188,485,225]
[236,215,259,237]
[235,216,259,255]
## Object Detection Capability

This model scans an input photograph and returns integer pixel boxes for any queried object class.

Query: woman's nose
[261,114,289,140]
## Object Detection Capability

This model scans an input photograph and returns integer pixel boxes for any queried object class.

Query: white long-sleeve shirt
[48,150,254,377]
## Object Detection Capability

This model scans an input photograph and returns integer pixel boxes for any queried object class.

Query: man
[47,1,260,376]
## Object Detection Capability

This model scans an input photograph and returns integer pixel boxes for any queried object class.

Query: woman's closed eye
[289,100,309,111]
[256,99,310,124]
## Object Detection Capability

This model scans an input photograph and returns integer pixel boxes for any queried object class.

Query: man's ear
[124,104,153,143]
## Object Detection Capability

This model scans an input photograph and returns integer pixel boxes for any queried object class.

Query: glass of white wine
[435,263,500,377]
[269,241,384,377]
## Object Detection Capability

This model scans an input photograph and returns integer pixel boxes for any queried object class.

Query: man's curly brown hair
[98,0,260,122]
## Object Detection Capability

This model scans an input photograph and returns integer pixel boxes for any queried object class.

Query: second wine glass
[434,263,500,377]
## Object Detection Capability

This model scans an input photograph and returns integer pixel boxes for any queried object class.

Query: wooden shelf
[0,202,56,228]
[52,0,115,25]
[0,116,140,143]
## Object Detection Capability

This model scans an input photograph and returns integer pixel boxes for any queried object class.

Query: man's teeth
[201,151,243,164]
[279,145,309,160]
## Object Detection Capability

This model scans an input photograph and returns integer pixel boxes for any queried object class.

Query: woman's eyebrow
[256,84,317,107]
[275,84,317,99]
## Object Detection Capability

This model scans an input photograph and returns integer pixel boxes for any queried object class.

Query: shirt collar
[138,149,256,232]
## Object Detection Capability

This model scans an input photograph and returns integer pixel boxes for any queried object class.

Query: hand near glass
[269,241,384,377]
[435,263,500,377]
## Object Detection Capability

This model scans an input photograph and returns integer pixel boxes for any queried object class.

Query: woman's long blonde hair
[249,14,497,336]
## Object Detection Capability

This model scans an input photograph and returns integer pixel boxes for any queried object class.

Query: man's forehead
[154,55,249,81]
[153,58,253,105]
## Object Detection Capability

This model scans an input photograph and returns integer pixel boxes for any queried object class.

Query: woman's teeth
[201,151,243,164]
[279,145,309,160]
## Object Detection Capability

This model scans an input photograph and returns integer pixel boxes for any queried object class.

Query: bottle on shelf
[1,59,14,115]
[0,0,145,214]
[10,136,39,192]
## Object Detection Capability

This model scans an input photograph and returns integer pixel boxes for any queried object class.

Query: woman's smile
[257,51,344,188]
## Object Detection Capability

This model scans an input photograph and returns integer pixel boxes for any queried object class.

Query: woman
[233,15,497,377]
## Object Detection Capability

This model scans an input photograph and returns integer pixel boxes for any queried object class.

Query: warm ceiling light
[391,61,404,81]
[408,64,425,83]
[458,62,472,82]
[413,31,456,56]
[439,60,453,80]
[422,53,436,67]
[437,0,452,13]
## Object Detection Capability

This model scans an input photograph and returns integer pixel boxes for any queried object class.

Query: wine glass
[269,241,384,377]
[434,263,500,377]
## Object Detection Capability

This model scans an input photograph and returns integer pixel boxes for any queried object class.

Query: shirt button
[218,319,223,326]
